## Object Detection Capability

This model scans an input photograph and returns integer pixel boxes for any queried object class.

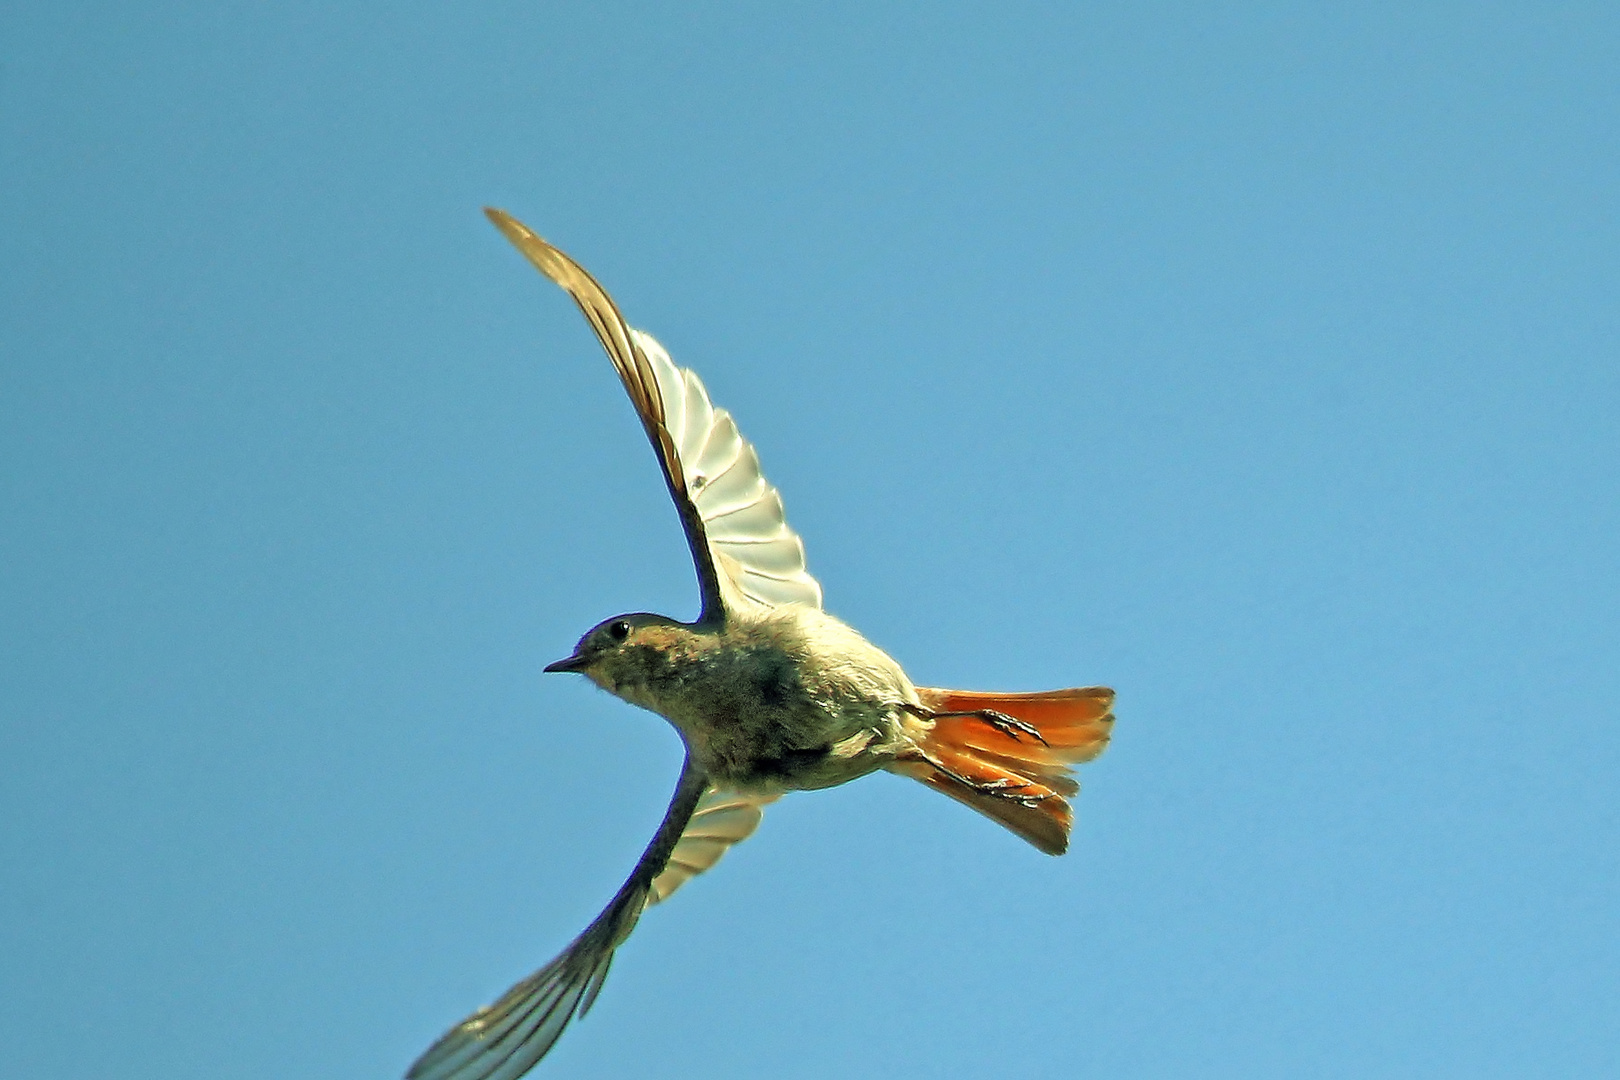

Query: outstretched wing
[649,786,778,905]
[485,208,823,620]
[408,761,710,1080]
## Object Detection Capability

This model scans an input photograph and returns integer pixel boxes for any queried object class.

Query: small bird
[406,209,1116,1080]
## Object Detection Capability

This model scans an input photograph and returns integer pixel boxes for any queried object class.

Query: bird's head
[544,612,692,694]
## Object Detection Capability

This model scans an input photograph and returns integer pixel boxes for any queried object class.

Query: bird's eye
[607,620,631,642]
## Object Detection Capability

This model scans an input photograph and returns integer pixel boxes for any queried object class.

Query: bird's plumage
[406,210,1114,1080]
[407,760,710,1080]
[892,686,1116,855]
[484,209,821,618]
[649,786,778,905]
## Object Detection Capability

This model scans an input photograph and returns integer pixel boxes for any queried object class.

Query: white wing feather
[482,206,822,617]
[649,786,779,905]
[634,330,823,611]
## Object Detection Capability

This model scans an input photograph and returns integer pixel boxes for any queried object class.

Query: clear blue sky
[3,4,1616,1078]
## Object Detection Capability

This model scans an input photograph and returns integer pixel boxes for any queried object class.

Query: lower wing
[407,764,774,1080]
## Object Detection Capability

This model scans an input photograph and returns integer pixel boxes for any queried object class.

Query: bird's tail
[890,686,1115,855]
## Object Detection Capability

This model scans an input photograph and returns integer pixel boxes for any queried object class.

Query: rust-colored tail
[891,686,1115,855]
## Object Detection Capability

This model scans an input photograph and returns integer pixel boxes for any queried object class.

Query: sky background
[3,4,1617,1078]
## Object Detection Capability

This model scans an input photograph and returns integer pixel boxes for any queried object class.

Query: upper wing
[485,208,823,619]
[408,761,710,1080]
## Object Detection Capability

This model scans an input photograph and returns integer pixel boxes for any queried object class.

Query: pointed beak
[543,653,589,674]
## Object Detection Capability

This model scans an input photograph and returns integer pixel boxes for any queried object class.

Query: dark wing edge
[647,787,779,905]
[484,207,727,621]
[406,759,710,1080]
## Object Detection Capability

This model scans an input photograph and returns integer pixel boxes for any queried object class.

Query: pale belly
[611,608,921,793]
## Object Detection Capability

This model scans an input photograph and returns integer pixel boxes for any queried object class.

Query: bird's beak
[544,653,589,674]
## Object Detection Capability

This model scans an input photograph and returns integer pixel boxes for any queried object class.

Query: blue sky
[3,4,1616,1078]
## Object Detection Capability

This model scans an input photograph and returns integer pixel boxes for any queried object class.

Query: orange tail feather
[891,686,1115,855]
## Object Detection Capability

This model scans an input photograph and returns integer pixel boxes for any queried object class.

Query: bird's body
[405,209,1116,1080]
[581,606,919,794]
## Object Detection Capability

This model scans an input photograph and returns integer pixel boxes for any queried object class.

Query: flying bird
[406,209,1116,1080]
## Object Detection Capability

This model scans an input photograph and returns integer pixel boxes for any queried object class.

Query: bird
[405,208,1116,1080]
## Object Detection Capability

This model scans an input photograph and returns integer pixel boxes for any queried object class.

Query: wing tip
[483,208,580,293]
[483,204,525,239]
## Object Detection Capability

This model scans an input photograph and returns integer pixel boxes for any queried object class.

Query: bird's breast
[610,610,916,792]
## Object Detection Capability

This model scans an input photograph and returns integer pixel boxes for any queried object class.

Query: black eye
[606,620,631,642]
